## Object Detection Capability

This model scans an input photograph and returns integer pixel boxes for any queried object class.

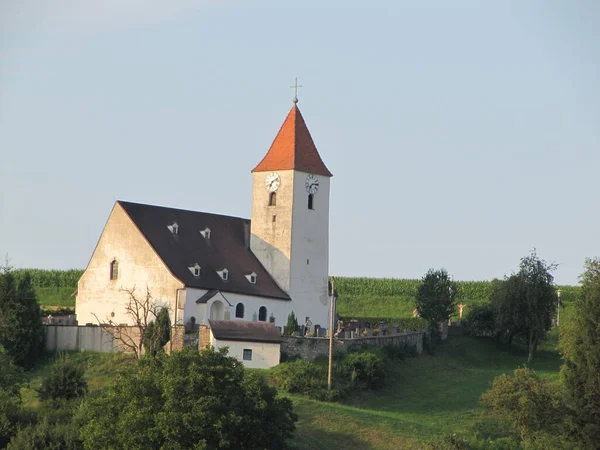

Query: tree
[0,346,23,447]
[93,286,170,359]
[561,257,600,448]
[38,353,88,402]
[142,307,171,357]
[76,346,297,449]
[286,311,299,336]
[0,265,45,367]
[415,268,458,340]
[491,250,557,364]
[465,303,496,337]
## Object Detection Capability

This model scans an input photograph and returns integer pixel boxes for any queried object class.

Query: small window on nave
[235,303,245,319]
[109,260,118,280]
[258,306,267,322]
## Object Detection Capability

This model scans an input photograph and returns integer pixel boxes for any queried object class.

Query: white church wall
[210,334,280,369]
[289,172,331,328]
[250,169,295,292]
[76,203,183,327]
[184,288,291,328]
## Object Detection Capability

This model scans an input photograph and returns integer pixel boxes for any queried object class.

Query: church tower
[250,101,332,328]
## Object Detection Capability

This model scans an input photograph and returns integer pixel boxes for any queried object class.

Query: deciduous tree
[76,346,297,449]
[415,268,457,339]
[93,286,170,359]
[491,250,557,363]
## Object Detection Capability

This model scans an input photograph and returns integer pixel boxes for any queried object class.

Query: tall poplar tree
[561,257,600,448]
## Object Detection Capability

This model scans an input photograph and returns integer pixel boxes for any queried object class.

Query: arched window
[269,192,276,206]
[109,260,118,280]
[235,303,245,319]
[258,306,267,322]
[308,194,314,210]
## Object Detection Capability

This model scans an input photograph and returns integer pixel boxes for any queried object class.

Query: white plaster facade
[210,332,281,369]
[182,288,291,328]
[250,170,331,328]
[76,203,182,326]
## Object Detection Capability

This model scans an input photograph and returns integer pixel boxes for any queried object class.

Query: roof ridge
[117,200,249,222]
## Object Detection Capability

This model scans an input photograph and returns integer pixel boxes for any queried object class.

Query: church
[75,100,333,334]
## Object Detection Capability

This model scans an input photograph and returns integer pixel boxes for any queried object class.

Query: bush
[480,368,565,439]
[7,418,82,450]
[338,350,387,389]
[0,389,23,448]
[427,434,471,450]
[38,353,87,402]
[271,359,327,396]
[381,343,416,360]
[465,304,496,337]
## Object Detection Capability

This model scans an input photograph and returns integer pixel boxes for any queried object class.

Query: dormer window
[218,268,229,281]
[168,222,179,235]
[245,272,257,284]
[188,263,201,278]
[200,227,211,239]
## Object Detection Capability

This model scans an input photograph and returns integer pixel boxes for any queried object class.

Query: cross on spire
[291,77,303,104]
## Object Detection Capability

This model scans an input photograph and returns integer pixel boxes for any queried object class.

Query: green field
[24,269,580,317]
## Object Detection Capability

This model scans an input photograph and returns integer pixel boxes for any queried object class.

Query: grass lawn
[289,333,563,449]
[20,351,136,411]
[35,287,76,309]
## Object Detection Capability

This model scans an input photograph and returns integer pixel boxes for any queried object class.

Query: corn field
[12,269,84,288]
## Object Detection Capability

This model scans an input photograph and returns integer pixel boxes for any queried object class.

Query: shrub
[381,343,416,360]
[427,434,471,450]
[38,353,87,402]
[465,304,496,337]
[338,350,387,389]
[0,389,23,448]
[271,359,327,395]
[7,417,82,450]
[480,368,565,439]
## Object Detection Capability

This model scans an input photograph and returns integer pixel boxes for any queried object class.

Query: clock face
[305,174,319,194]
[264,172,281,192]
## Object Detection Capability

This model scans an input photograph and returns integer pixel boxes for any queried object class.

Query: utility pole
[328,277,335,391]
[556,289,561,327]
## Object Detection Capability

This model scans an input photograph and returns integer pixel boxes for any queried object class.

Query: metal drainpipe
[175,288,185,325]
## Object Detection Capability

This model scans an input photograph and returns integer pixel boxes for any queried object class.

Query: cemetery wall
[44,325,185,353]
[281,329,428,361]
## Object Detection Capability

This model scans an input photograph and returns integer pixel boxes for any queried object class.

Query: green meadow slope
[21,331,564,450]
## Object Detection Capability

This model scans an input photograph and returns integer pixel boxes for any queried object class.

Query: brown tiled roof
[252,105,333,177]
[118,201,290,301]
[208,320,282,344]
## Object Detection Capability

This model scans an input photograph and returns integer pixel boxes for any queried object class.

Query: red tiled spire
[252,105,333,177]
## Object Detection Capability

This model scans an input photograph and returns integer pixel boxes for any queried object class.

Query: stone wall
[281,330,428,361]
[169,325,185,352]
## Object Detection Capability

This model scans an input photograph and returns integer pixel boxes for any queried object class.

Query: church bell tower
[250,98,332,327]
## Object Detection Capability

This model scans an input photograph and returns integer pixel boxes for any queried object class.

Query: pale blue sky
[1,1,598,285]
